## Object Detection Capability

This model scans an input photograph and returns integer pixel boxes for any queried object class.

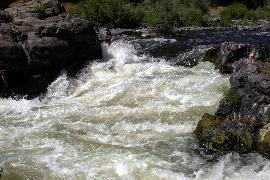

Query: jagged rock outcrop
[203,42,270,74]
[0,0,102,98]
[195,58,270,156]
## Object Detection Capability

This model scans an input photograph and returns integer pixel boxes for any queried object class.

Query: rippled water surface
[1,39,270,180]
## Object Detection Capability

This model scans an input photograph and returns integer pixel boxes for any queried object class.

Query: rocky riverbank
[196,43,270,157]
[0,0,101,98]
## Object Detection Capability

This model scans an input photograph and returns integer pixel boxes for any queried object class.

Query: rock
[231,19,270,30]
[195,59,270,156]
[142,25,174,38]
[203,42,251,74]
[203,42,270,74]
[0,0,102,98]
[5,0,65,19]
[195,113,254,153]
[208,15,221,27]
[257,124,270,157]
[152,24,174,35]
[0,10,12,23]
[230,59,270,121]
[0,166,2,178]
[0,35,27,72]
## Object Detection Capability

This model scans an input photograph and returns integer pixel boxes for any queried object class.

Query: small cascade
[174,46,212,66]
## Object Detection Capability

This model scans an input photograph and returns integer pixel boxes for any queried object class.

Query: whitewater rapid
[1,39,270,180]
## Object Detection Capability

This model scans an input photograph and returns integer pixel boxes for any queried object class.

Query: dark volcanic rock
[230,59,270,121]
[0,35,27,72]
[5,0,65,20]
[194,113,254,153]
[195,59,270,156]
[0,0,102,98]
[257,124,270,157]
[0,10,12,23]
[203,42,270,74]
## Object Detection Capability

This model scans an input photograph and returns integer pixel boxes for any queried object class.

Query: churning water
[1,39,270,180]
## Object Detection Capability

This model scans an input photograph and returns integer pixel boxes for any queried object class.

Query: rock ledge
[195,56,270,156]
[0,0,102,98]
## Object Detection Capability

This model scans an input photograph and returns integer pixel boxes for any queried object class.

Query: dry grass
[209,6,225,16]
[63,2,78,11]
[6,0,31,7]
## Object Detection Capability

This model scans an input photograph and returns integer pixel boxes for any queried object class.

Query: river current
[1,37,270,179]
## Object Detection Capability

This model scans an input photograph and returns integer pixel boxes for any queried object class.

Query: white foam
[1,39,252,180]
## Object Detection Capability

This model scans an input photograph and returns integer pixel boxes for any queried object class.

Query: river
[1,30,270,179]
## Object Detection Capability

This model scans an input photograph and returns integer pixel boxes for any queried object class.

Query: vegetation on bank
[66,0,270,28]
[220,3,270,26]
[67,0,210,28]
[219,84,240,107]
[3,0,270,28]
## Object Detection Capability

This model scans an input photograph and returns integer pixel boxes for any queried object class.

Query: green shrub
[142,0,209,27]
[35,5,47,19]
[220,4,250,26]
[175,7,208,26]
[142,0,174,26]
[255,2,270,19]
[66,0,270,27]
[219,85,240,106]
[220,2,270,26]
[67,0,211,28]
[68,0,143,28]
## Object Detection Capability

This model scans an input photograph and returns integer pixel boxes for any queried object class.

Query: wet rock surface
[194,113,254,154]
[257,124,270,157]
[203,42,270,74]
[195,58,270,156]
[108,28,270,68]
[0,0,102,98]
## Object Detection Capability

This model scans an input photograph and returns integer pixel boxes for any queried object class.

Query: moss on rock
[202,47,222,70]
[257,124,270,157]
[194,113,219,135]
[195,113,254,154]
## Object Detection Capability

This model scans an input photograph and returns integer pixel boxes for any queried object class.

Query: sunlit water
[1,39,270,180]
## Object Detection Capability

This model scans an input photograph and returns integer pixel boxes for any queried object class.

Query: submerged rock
[0,0,102,98]
[195,58,270,156]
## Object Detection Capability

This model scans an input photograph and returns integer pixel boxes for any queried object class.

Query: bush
[174,6,208,26]
[68,0,210,28]
[142,0,209,27]
[35,5,47,19]
[142,0,175,26]
[219,85,240,106]
[220,4,252,26]
[255,2,270,19]
[220,2,270,26]
[68,0,143,28]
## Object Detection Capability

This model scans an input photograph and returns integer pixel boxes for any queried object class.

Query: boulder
[0,0,102,98]
[257,124,270,157]
[203,42,270,74]
[195,59,270,156]
[195,113,254,153]
[142,25,174,38]
[4,0,65,19]
[0,10,12,23]
[230,60,270,122]
[0,35,27,72]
